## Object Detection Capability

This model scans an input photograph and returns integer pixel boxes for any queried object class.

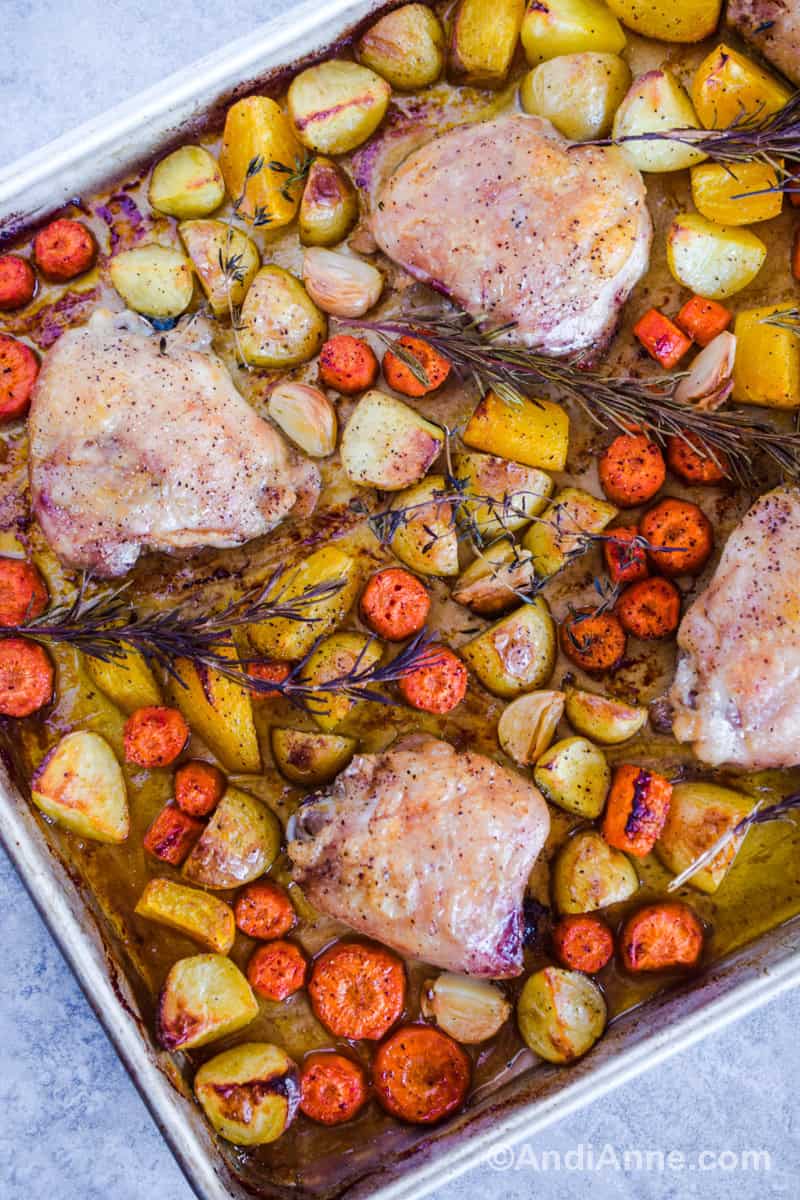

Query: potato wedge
[552,829,638,913]
[195,1043,300,1146]
[85,648,161,714]
[564,686,647,744]
[182,787,281,888]
[691,44,791,130]
[534,736,610,818]
[135,879,235,953]
[452,544,536,615]
[341,389,443,490]
[299,157,358,247]
[32,731,129,844]
[518,967,606,1063]
[170,651,260,773]
[449,0,524,88]
[388,476,460,577]
[522,486,617,580]
[248,546,360,660]
[178,219,259,317]
[605,0,720,42]
[732,305,800,409]
[612,70,705,173]
[462,391,569,471]
[288,61,391,155]
[109,245,194,319]
[455,451,553,538]
[521,0,625,63]
[271,727,356,786]
[238,265,327,368]
[462,599,556,698]
[219,96,304,227]
[359,5,445,91]
[690,161,782,226]
[520,52,630,140]
[497,689,565,765]
[157,954,258,1051]
[299,633,383,732]
[666,212,766,300]
[656,781,752,894]
[149,146,225,219]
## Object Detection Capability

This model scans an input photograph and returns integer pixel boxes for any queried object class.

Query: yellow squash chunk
[109,245,194,319]
[178,219,259,317]
[135,879,235,953]
[32,731,129,844]
[195,1043,300,1146]
[552,829,638,913]
[340,389,444,490]
[690,160,782,226]
[170,651,260,773]
[523,486,617,579]
[85,648,161,714]
[521,0,625,64]
[533,735,610,818]
[462,599,556,698]
[497,689,565,765]
[518,967,606,1063]
[388,475,460,577]
[692,44,791,130]
[183,787,281,889]
[520,51,630,140]
[605,0,720,42]
[462,391,569,471]
[666,212,766,300]
[149,146,225,219]
[564,686,647,744]
[219,96,304,227]
[238,265,327,368]
[452,544,536,615]
[157,954,258,1052]
[299,157,358,247]
[300,632,383,732]
[449,0,525,88]
[455,451,553,538]
[612,70,705,173]
[271,727,356,786]
[288,61,391,155]
[358,4,446,91]
[656,781,752,894]
[732,305,800,409]
[248,547,359,660]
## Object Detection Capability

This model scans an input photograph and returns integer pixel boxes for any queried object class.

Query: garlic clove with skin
[497,689,566,767]
[268,381,337,457]
[421,973,511,1044]
[675,331,736,410]
[302,247,383,317]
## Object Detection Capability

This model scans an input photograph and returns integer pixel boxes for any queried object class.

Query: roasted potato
[271,727,356,786]
[359,4,445,91]
[612,70,705,173]
[178,219,259,317]
[462,599,556,698]
[691,44,791,130]
[449,0,524,88]
[109,245,194,319]
[521,0,625,64]
[666,213,766,300]
[451,544,536,615]
[605,0,721,42]
[219,96,304,227]
[149,146,225,219]
[299,157,358,247]
[182,787,281,889]
[342,389,444,490]
[302,247,383,318]
[656,781,753,893]
[690,161,783,226]
[732,305,800,409]
[157,954,258,1051]
[497,689,565,765]
[564,686,647,744]
[238,266,327,368]
[170,652,260,773]
[85,648,161,714]
[552,829,638,913]
[519,52,630,140]
[518,967,606,1063]
[421,973,511,1043]
[135,878,235,953]
[288,61,391,155]
[534,736,610,818]
[195,1043,300,1145]
[300,633,383,732]
[455,451,553,538]
[462,391,569,472]
[523,486,617,579]
[32,731,129,844]
[248,546,360,660]
[268,382,337,458]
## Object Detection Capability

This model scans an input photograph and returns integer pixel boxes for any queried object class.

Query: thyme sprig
[269,152,315,202]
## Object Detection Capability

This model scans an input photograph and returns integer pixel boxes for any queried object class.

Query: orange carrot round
[373,1025,470,1124]
[382,336,451,398]
[560,610,626,674]
[616,577,681,640]
[143,803,203,865]
[174,759,225,817]
[319,335,378,394]
[0,637,53,717]
[675,296,731,347]
[397,646,466,714]
[0,558,48,627]
[300,1052,369,1125]
[247,939,308,1001]
[552,914,614,974]
[603,527,649,586]
[602,763,672,858]
[247,660,291,698]
[309,941,406,1041]
[0,334,39,423]
[619,902,704,972]
[0,254,36,311]
[123,705,189,768]
[235,880,296,941]
[598,434,666,508]
[666,433,729,485]
[33,218,97,281]
[640,498,714,577]
[360,568,430,641]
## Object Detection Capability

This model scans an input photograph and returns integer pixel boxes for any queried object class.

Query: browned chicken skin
[727,0,800,86]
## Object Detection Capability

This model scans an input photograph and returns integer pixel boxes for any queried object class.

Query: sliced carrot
[373,1025,470,1124]
[143,803,204,865]
[552,914,613,974]
[560,610,626,674]
[0,334,39,423]
[0,558,48,627]
[633,309,693,369]
[398,646,466,714]
[33,218,97,281]
[640,498,714,577]
[603,527,649,586]
[300,1052,369,1125]
[0,637,53,717]
[616,577,681,640]
[124,705,189,768]
[382,336,451,398]
[234,880,296,941]
[0,255,36,311]
[360,568,430,641]
[174,759,225,817]
[318,334,378,394]
[602,763,672,858]
[675,296,731,347]
[666,432,729,485]
[309,941,406,1040]
[598,433,666,508]
[619,902,704,972]
[247,939,307,1001]
[247,660,291,698]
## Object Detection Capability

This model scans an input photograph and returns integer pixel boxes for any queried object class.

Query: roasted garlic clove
[497,689,565,765]
[421,972,511,1043]
[268,382,337,457]
[302,247,383,317]
[675,331,736,409]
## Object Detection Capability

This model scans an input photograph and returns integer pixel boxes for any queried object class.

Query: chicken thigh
[371,113,652,357]
[287,734,550,977]
[671,487,800,768]
[29,310,318,576]
[727,1,800,87]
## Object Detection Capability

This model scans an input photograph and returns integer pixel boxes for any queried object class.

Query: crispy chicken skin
[727,0,800,87]
[371,113,652,357]
[287,734,550,977]
[671,488,800,768]
[28,310,318,576]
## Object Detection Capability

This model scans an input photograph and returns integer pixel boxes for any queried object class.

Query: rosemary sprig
[269,152,315,202]
[762,307,800,336]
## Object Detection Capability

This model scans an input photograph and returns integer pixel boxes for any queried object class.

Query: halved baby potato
[388,476,460,578]
[605,0,721,43]
[534,736,610,818]
[462,599,556,698]
[497,689,565,765]
[449,0,525,88]
[656,781,753,894]
[238,266,327,368]
[149,146,225,219]
[178,220,259,317]
[564,686,647,744]
[521,0,626,64]
[359,4,446,91]
[732,305,800,409]
[666,213,766,300]
[288,61,391,155]
[455,451,553,538]
[299,633,383,732]
[523,486,617,580]
[157,954,258,1052]
[182,787,281,889]
[248,546,360,661]
[612,70,706,173]
[109,245,194,319]
[271,727,356,786]
[299,157,359,247]
[341,389,444,490]
[220,96,304,227]
[170,651,260,773]
[195,1043,300,1146]
[463,391,569,472]
[452,544,536,615]
[32,730,129,844]
[85,648,161,714]
[135,878,235,953]
[552,829,638,913]
[518,967,606,1063]
[519,52,630,141]
[690,161,783,226]
[691,44,791,130]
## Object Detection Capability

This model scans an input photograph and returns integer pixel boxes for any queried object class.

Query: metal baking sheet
[2,3,800,1197]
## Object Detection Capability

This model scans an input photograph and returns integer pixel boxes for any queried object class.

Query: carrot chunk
[373,1025,470,1124]
[33,218,97,281]
[603,527,649,586]
[598,433,666,508]
[616,577,681,640]
[382,336,451,398]
[602,763,672,858]
[792,228,800,282]
[247,660,291,698]
[0,558,48,627]
[360,568,430,641]
[0,334,39,423]
[397,646,467,714]
[124,705,189,767]
[666,432,729,485]
[309,941,406,1040]
[675,296,731,347]
[0,637,53,717]
[300,1052,369,1125]
[318,334,378,394]
[633,309,693,368]
[143,803,204,865]
[247,939,308,1001]
[174,759,225,817]
[552,914,613,974]
[235,880,296,941]
[619,901,704,972]
[560,610,626,674]
[0,255,36,311]
[640,498,714,577]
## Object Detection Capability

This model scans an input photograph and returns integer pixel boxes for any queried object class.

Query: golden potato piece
[195,1043,300,1145]
[219,96,304,227]
[109,245,194,319]
[135,879,235,953]
[656,781,752,894]
[288,60,391,155]
[690,160,782,226]
[520,52,630,141]
[238,266,327,368]
[534,736,610,818]
[463,391,569,471]
[691,44,791,130]
[170,651,260,773]
[300,633,383,733]
[666,212,766,300]
[452,544,536,615]
[359,4,445,91]
[462,599,556,698]
[521,0,626,64]
[32,731,129,844]
[157,954,258,1051]
[299,157,358,247]
[564,687,647,744]
[523,486,617,580]
[552,829,638,913]
[149,146,225,219]
[85,648,161,714]
[605,0,721,42]
[178,219,259,317]
[497,689,565,765]
[248,546,359,661]
[271,728,356,787]
[341,389,444,490]
[732,305,800,409]
[449,0,525,88]
[182,787,281,889]
[388,476,460,577]
[518,967,606,1063]
[612,70,705,173]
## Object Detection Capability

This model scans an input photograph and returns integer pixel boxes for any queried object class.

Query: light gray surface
[0,3,798,1198]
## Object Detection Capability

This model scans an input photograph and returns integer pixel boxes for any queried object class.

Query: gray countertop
[1,3,798,1197]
